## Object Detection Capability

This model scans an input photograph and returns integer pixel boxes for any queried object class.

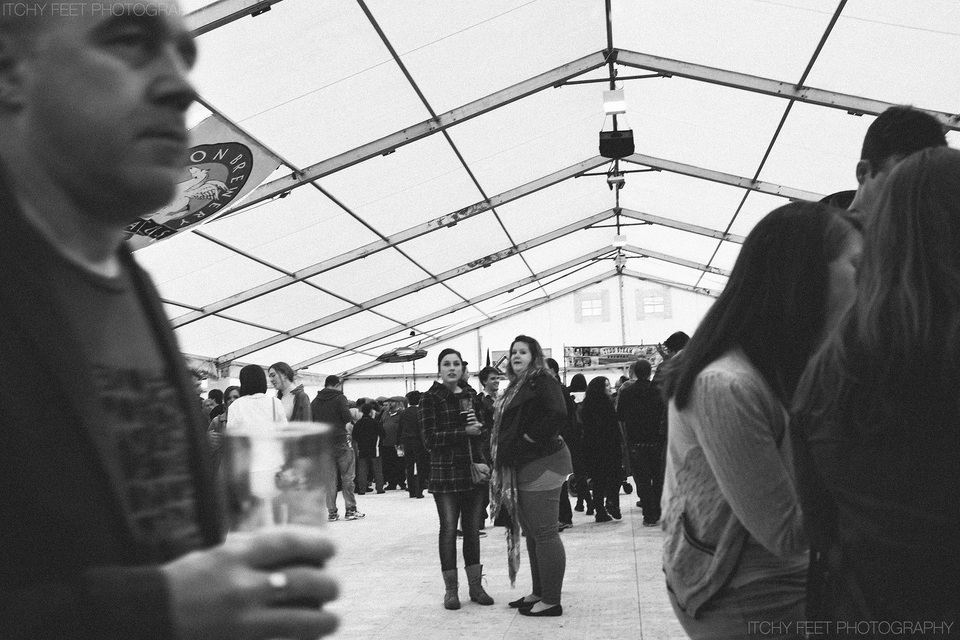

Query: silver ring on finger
[268,571,289,594]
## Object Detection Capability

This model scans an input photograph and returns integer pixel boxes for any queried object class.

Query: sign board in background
[564,344,662,370]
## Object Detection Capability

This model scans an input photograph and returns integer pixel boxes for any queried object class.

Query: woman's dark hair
[360,402,376,417]
[436,347,463,370]
[568,373,587,393]
[504,335,546,380]
[269,361,296,383]
[238,364,268,397]
[405,390,421,406]
[666,201,857,409]
[581,376,616,427]
[207,388,224,405]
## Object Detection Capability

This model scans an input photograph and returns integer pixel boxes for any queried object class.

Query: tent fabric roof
[146,0,960,377]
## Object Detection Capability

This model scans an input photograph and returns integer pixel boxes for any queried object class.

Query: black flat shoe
[519,604,562,617]
[509,596,540,608]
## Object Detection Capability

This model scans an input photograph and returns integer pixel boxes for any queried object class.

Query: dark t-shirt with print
[50,250,202,562]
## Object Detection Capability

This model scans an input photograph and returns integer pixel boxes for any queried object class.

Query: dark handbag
[467,438,490,485]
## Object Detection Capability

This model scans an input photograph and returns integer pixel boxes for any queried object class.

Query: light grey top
[662,347,807,588]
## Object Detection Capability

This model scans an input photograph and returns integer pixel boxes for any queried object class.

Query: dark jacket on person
[579,397,624,476]
[311,388,353,444]
[380,409,401,448]
[278,384,312,422]
[560,392,586,476]
[494,370,567,471]
[616,378,665,444]
[793,352,960,630]
[398,405,424,450]
[420,382,481,493]
[352,416,385,458]
[0,176,224,640]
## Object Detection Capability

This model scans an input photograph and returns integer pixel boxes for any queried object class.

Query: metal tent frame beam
[615,49,960,130]
[623,154,823,203]
[291,249,615,370]
[219,210,619,361]
[171,156,610,328]
[338,271,616,378]
[618,208,745,244]
[621,245,731,277]
[172,153,797,328]
[216,52,610,216]
[185,0,283,36]
[621,269,721,298]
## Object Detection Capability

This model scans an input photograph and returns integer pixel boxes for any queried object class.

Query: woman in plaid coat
[420,348,494,610]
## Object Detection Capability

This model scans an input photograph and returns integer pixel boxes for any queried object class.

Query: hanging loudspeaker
[599,129,634,159]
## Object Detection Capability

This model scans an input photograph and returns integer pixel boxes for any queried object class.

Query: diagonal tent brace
[172,154,795,328]
[621,269,721,298]
[614,50,960,130]
[337,271,618,379]
[218,210,619,362]
[621,244,731,277]
[171,157,610,328]
[291,248,615,371]
[618,208,745,244]
[622,155,823,203]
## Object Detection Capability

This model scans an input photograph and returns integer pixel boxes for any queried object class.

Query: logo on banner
[125,142,254,241]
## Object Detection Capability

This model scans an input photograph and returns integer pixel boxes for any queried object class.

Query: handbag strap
[467,435,474,463]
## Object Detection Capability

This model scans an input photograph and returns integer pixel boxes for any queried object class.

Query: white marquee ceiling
[141,0,960,378]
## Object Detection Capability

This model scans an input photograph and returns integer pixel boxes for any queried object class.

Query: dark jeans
[434,488,486,571]
[356,456,383,493]
[629,442,664,522]
[403,443,429,497]
[590,466,621,515]
[379,445,405,488]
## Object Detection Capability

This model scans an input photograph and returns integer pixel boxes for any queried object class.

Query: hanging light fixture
[599,88,634,159]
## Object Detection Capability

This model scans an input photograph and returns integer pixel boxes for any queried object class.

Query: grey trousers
[517,486,566,605]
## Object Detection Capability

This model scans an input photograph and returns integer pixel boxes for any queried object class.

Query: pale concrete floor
[322,487,689,640]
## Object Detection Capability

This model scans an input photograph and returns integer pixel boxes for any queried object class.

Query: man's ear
[0,34,28,110]
[855,159,872,186]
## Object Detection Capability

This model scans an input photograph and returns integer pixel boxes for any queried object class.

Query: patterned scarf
[488,368,532,586]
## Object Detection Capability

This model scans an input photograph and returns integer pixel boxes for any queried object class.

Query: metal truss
[185,0,283,36]
[614,50,960,130]
[337,271,617,378]
[218,210,618,361]
[290,249,614,370]
[170,157,610,328]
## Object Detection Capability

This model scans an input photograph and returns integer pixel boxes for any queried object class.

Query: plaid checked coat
[420,381,485,494]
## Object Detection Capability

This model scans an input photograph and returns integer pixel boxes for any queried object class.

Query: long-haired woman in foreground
[662,202,860,638]
[793,147,960,632]
[491,335,572,617]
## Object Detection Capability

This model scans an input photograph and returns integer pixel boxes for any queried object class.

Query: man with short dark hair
[311,375,363,520]
[848,105,947,220]
[0,4,338,638]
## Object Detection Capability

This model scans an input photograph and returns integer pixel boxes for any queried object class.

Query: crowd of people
[0,2,956,638]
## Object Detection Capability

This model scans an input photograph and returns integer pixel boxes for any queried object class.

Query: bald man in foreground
[0,3,338,638]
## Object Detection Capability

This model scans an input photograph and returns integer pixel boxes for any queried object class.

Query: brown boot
[465,564,494,605]
[442,569,460,610]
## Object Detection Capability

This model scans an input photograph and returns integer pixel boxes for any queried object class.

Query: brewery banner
[564,344,662,370]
